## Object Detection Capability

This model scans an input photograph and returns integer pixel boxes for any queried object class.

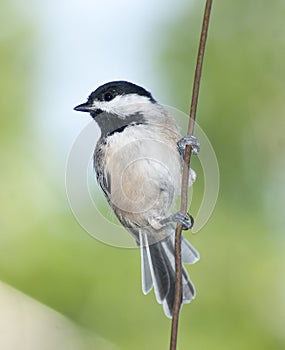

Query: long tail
[139,230,199,318]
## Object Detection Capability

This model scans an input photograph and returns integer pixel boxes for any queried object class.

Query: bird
[74,80,200,317]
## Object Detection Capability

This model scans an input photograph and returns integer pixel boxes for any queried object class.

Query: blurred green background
[1,0,284,349]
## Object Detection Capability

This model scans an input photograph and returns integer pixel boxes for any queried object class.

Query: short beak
[74,102,93,112]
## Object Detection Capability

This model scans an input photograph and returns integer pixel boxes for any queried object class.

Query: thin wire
[169,1,213,349]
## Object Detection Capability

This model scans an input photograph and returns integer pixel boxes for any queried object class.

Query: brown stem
[169,1,213,349]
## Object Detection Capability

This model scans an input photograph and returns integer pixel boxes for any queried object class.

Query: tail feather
[140,232,170,303]
[139,230,199,318]
[181,236,200,264]
[139,233,153,295]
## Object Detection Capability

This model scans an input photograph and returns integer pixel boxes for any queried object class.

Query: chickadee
[74,81,200,318]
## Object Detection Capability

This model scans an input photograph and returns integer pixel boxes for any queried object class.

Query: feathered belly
[104,128,181,229]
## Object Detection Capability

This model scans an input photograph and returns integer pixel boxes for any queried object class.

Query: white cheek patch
[91,94,152,119]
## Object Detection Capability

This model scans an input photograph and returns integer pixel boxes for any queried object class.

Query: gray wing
[93,141,111,197]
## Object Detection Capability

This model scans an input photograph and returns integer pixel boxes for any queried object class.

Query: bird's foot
[160,211,194,230]
[177,135,200,157]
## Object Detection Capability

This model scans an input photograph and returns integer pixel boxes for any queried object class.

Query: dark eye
[103,92,114,101]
